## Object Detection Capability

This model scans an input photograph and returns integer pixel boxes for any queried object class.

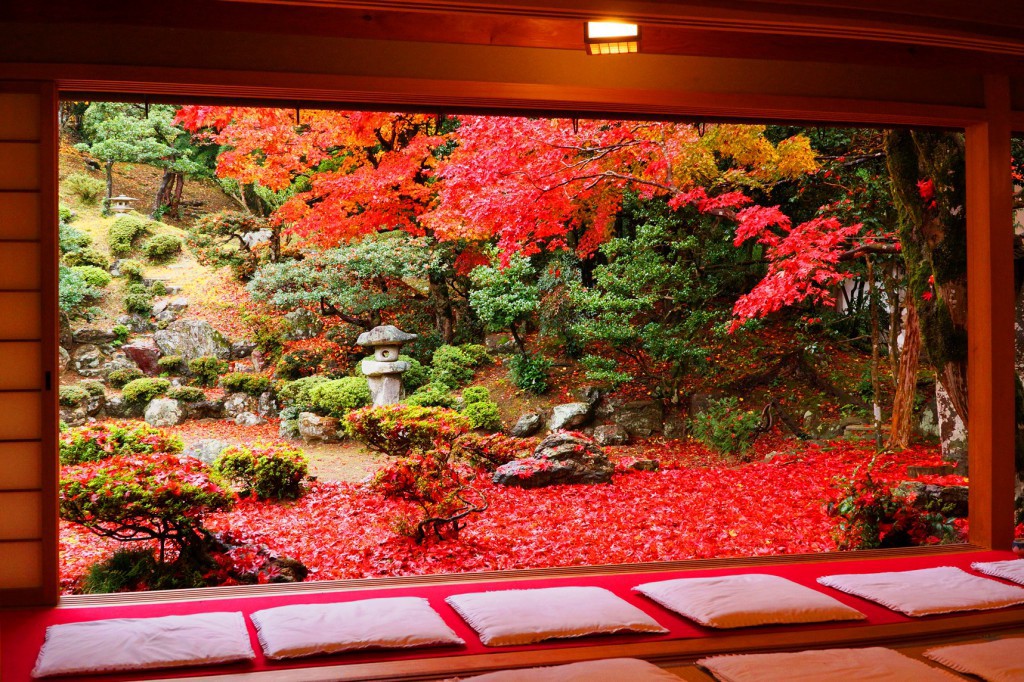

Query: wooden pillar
[966,75,1016,549]
[0,82,58,607]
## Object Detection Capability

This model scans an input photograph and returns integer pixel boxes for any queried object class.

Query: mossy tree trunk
[887,296,921,450]
[885,130,969,428]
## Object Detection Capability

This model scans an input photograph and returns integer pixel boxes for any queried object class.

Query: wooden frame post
[967,74,1016,549]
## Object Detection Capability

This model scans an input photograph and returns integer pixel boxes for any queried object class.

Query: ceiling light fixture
[584,21,640,55]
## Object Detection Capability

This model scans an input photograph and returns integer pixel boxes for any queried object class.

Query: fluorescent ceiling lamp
[585,21,640,55]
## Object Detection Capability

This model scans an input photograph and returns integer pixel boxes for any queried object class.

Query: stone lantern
[357,325,418,406]
[109,195,138,213]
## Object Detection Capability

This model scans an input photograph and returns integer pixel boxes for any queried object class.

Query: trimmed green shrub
[71,265,112,289]
[458,344,491,366]
[63,173,105,205]
[82,547,205,593]
[144,234,183,263]
[108,214,152,258]
[112,324,130,346]
[59,385,89,407]
[167,386,205,402]
[64,247,110,270]
[221,372,271,396]
[690,396,762,458]
[508,352,551,394]
[188,356,228,387]
[59,222,90,253]
[59,421,183,465]
[463,401,502,431]
[461,386,491,406]
[59,453,231,568]
[308,377,371,418]
[277,376,330,411]
[212,443,308,500]
[121,377,170,405]
[106,367,143,388]
[405,383,457,409]
[151,280,167,296]
[58,265,98,318]
[157,355,183,373]
[122,282,153,316]
[59,204,76,224]
[79,380,106,398]
[429,345,476,389]
[399,354,428,392]
[346,404,471,459]
[118,259,145,281]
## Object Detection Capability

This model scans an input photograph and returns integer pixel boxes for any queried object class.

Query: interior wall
[0,82,58,606]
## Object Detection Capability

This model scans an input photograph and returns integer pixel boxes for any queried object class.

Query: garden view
[55,101,1002,595]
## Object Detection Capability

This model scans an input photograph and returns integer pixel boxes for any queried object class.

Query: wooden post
[966,74,1016,549]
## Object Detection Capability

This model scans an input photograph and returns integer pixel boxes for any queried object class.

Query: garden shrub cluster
[167,386,206,402]
[188,356,228,387]
[144,234,184,263]
[690,396,762,458]
[59,222,91,253]
[221,372,271,396]
[346,404,471,458]
[277,375,330,411]
[118,259,145,281]
[108,214,153,257]
[405,382,457,408]
[63,173,105,205]
[59,385,90,408]
[63,247,110,270]
[460,386,502,431]
[157,355,183,373]
[829,463,959,550]
[107,367,144,388]
[71,265,112,289]
[212,443,309,500]
[122,282,154,315]
[508,352,551,394]
[60,452,232,566]
[60,421,183,465]
[307,377,371,418]
[121,377,171,406]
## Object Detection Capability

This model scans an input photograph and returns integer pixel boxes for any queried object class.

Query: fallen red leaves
[59,440,959,592]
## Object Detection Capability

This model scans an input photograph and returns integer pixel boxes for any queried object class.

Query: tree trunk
[170,173,185,217]
[152,169,174,218]
[885,129,969,429]
[427,271,455,344]
[867,257,883,448]
[104,160,114,210]
[887,296,921,450]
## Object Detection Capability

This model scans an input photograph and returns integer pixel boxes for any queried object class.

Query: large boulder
[598,398,664,437]
[58,346,71,372]
[186,399,225,420]
[116,313,154,334]
[282,308,323,341]
[510,412,543,437]
[908,482,969,518]
[153,319,231,362]
[59,406,88,427]
[297,412,343,442]
[121,337,162,375]
[144,398,185,427]
[547,402,592,431]
[257,391,278,418]
[223,392,258,418]
[72,326,117,345]
[104,395,130,418]
[182,438,229,466]
[493,431,614,488]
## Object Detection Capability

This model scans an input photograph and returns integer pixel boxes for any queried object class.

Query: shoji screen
[0,82,58,607]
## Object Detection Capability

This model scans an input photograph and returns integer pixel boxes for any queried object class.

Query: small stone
[182,439,229,466]
[593,424,629,446]
[297,412,342,442]
[235,411,265,426]
[231,340,257,359]
[144,398,184,427]
[629,458,660,472]
[258,391,278,418]
[510,412,543,437]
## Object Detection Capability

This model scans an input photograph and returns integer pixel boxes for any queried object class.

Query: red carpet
[2,551,1020,681]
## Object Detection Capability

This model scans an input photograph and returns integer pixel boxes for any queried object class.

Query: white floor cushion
[456,657,681,681]
[634,574,866,628]
[445,586,668,646]
[972,559,1024,586]
[32,611,254,678]
[250,597,464,659]
[816,566,1024,616]
[924,637,1024,682]
[698,647,962,681]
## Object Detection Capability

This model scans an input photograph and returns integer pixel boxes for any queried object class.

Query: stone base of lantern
[362,359,410,406]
